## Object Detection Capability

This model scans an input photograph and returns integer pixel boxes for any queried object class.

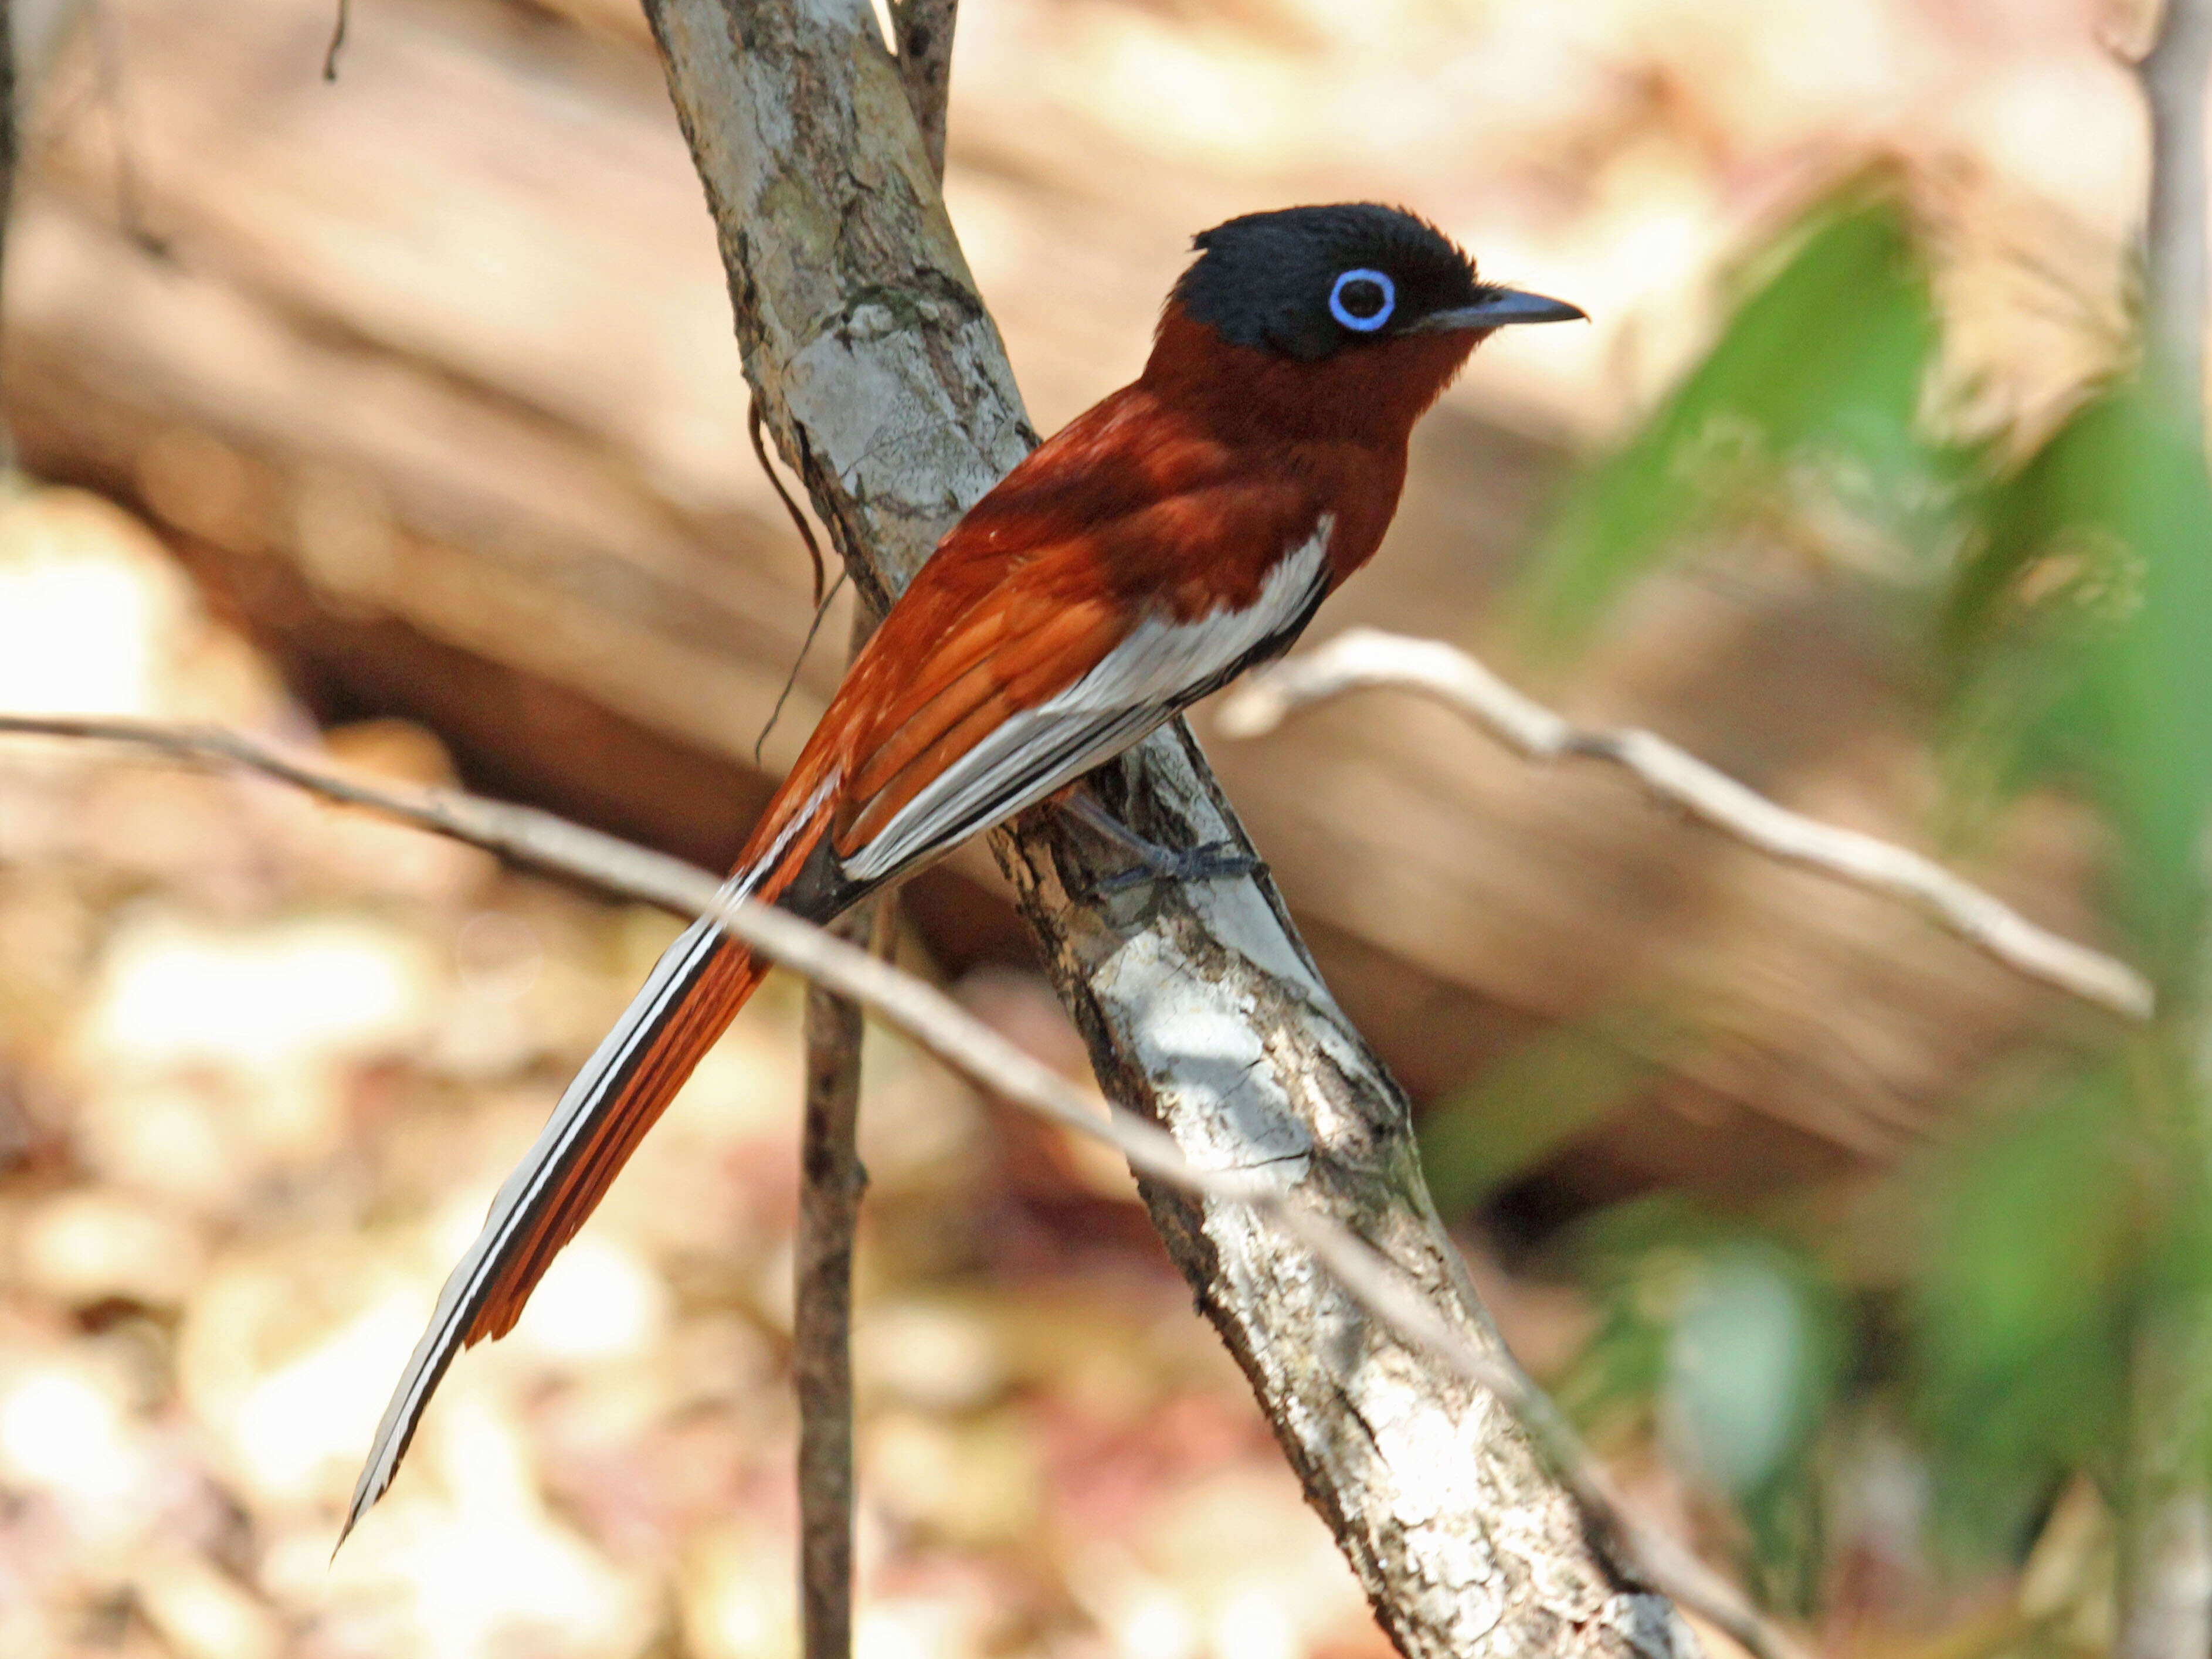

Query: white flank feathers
[845,520,1334,881]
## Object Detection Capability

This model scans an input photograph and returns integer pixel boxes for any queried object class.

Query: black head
[1172,203,1582,363]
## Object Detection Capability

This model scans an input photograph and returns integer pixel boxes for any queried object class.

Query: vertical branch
[0,0,16,471]
[795,884,881,1659]
[888,0,956,182]
[2143,0,2212,412]
[794,597,887,1659]
[791,9,952,1650]
[2120,8,2212,1658]
[2119,1342,2212,1659]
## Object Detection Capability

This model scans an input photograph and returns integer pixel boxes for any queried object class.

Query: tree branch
[636,2,1707,1653]
[2142,0,2212,408]
[0,710,1804,1659]
[795,589,890,1659]
[796,894,877,1659]
[2118,6,2212,1655]
[0,0,16,471]
[889,0,956,183]
[1218,627,2154,1023]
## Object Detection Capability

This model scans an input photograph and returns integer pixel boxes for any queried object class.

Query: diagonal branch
[1217,627,2154,1022]
[0,710,1806,1659]
[635,4,1704,1657]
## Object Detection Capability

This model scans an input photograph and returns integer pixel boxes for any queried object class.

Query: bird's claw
[1091,839,1266,894]
[1055,782,1266,893]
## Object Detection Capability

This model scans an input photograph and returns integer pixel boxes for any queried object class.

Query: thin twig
[754,571,844,765]
[796,603,886,1659]
[2142,0,2212,409]
[321,0,349,82]
[1217,627,2155,1022]
[887,0,956,182]
[89,0,163,258]
[0,0,15,474]
[0,711,1806,1659]
[745,396,843,761]
[750,399,829,606]
[796,896,877,1659]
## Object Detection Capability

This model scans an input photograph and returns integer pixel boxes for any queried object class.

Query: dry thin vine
[0,710,1807,1659]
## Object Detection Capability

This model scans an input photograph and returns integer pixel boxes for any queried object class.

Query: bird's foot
[1091,840,1266,893]
[1057,790,1267,893]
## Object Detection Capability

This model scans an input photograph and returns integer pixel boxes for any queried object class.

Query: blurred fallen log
[0,0,2128,1210]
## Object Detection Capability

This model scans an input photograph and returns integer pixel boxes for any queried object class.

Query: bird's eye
[1328,269,1395,332]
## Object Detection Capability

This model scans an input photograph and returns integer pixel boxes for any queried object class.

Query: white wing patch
[844,518,1334,882]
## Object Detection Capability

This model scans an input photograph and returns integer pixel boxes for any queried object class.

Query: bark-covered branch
[796,898,874,1659]
[2142,0,2211,403]
[635,2,1709,1654]
[1219,627,2154,1021]
[796,599,886,1659]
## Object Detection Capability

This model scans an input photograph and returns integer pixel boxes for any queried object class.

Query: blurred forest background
[0,0,2203,1655]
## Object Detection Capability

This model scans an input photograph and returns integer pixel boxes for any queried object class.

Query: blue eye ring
[1328,268,1396,332]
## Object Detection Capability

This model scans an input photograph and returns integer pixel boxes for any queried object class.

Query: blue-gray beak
[1413,287,1586,332]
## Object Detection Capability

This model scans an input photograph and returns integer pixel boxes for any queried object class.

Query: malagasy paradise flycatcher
[343,202,1583,1538]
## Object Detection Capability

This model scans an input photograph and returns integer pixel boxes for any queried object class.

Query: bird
[341,201,1581,1540]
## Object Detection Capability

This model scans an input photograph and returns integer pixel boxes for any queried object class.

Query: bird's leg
[1054,786,1266,893]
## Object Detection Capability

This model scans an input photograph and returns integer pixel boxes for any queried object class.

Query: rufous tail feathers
[341,771,845,1543]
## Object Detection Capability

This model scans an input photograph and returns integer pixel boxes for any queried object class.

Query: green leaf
[1556,1205,1847,1603]
[1416,1015,1662,1213]
[1911,1070,2132,1548]
[1943,377,2212,960]
[1528,183,1949,635]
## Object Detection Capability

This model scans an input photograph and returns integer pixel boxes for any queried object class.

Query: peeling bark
[640,2,1699,1652]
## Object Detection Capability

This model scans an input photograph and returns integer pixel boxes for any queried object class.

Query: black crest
[1173,203,1481,362]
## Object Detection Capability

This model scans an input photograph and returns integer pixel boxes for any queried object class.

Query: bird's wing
[832,512,1335,884]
